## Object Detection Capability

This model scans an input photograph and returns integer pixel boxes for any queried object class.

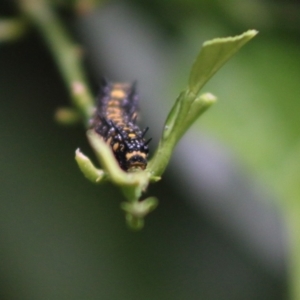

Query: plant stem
[18,0,94,124]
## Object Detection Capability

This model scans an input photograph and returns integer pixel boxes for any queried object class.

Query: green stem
[18,0,94,124]
[148,92,216,177]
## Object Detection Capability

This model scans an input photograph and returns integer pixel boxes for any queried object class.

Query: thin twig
[18,0,94,124]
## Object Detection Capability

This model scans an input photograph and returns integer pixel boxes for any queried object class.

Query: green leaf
[121,197,158,230]
[148,30,257,178]
[148,92,216,177]
[75,149,106,183]
[176,92,217,141]
[188,30,258,96]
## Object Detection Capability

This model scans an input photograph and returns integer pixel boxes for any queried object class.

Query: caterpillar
[92,79,151,171]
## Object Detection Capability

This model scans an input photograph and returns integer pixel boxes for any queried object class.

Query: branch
[18,0,94,124]
[16,0,258,230]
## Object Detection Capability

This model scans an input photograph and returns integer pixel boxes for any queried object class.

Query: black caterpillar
[92,79,151,171]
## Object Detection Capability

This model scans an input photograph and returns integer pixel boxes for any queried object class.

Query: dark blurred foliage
[1,0,300,299]
[129,0,300,37]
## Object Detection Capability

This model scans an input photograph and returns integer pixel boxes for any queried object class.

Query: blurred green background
[1,0,300,299]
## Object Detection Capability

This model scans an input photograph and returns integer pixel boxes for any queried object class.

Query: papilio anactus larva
[92,79,151,171]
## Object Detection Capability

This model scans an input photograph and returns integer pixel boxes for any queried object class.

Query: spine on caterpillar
[91,79,151,171]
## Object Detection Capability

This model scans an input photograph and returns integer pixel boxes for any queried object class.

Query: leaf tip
[246,29,259,37]
[200,93,217,105]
